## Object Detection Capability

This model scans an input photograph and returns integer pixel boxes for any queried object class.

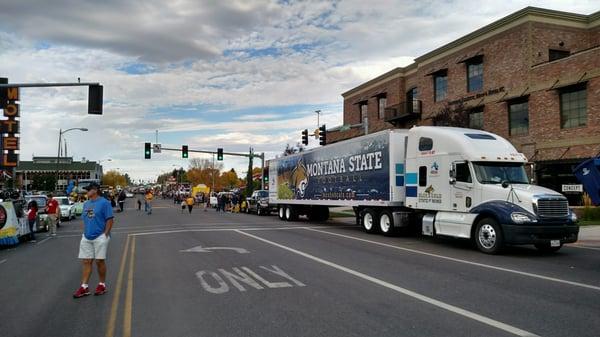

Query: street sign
[153,143,162,153]
[562,184,583,192]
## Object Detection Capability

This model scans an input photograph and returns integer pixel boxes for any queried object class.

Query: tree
[221,169,241,190]
[428,102,470,127]
[102,170,127,188]
[282,142,305,156]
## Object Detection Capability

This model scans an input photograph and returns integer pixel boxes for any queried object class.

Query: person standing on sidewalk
[46,194,60,237]
[73,182,114,298]
[27,200,38,242]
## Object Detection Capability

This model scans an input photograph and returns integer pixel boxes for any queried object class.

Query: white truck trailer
[268,126,579,254]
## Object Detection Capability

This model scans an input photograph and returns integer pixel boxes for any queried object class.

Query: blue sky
[0,0,598,181]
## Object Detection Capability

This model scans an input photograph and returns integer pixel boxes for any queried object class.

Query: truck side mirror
[449,166,456,185]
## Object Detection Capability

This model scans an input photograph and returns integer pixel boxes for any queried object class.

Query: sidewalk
[575,225,600,248]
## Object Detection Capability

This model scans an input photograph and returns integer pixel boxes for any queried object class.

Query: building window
[549,49,570,62]
[378,96,387,119]
[560,84,587,128]
[508,99,529,136]
[359,102,368,122]
[406,87,418,114]
[433,70,447,102]
[466,58,483,92]
[469,107,483,129]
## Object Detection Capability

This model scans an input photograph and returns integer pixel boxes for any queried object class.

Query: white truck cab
[405,127,578,253]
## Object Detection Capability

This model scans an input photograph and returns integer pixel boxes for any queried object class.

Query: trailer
[269,126,579,254]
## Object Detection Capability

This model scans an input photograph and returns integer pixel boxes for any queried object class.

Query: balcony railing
[384,100,422,123]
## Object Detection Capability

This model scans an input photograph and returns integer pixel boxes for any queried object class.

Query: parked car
[246,190,274,216]
[55,196,76,221]
[24,195,49,232]
[125,190,134,198]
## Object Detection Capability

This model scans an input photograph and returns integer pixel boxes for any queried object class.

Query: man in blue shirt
[73,182,114,298]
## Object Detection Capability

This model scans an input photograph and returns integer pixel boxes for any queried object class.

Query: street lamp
[56,127,88,191]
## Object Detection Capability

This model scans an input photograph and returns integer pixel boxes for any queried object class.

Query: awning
[457,50,484,64]
[547,72,589,91]
[424,67,448,77]
[496,87,530,103]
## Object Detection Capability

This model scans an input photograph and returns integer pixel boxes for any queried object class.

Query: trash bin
[573,157,600,206]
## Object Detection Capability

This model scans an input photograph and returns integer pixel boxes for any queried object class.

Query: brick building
[329,7,600,205]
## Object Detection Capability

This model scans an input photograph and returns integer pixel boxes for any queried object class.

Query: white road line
[0,259,6,265]
[235,229,539,337]
[36,237,53,245]
[130,226,345,236]
[305,228,600,292]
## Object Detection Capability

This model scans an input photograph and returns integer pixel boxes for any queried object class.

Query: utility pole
[315,110,321,128]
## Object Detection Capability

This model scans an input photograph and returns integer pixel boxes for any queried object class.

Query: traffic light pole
[158,147,266,189]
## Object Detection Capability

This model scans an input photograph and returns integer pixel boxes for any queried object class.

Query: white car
[55,196,76,221]
[125,191,134,198]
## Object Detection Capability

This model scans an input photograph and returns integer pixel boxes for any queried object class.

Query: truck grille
[536,199,569,218]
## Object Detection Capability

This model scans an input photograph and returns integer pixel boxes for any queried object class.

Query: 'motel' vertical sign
[1,86,19,168]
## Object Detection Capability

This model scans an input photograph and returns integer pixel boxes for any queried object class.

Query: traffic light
[301,129,309,145]
[88,84,103,115]
[263,167,269,189]
[217,148,223,161]
[182,145,188,158]
[144,142,151,159]
[319,125,327,146]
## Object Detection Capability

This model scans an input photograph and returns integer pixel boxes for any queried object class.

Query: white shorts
[78,234,110,260]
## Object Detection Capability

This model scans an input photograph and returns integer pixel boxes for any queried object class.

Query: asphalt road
[1,198,599,337]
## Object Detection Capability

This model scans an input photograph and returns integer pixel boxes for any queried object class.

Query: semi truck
[268,126,579,254]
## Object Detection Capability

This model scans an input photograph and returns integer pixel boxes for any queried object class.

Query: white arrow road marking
[180,246,249,254]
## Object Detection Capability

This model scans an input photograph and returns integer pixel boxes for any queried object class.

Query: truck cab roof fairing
[408,126,527,163]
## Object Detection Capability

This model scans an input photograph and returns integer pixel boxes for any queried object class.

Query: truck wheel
[534,242,562,253]
[475,217,503,254]
[379,211,396,236]
[285,205,298,221]
[361,209,379,234]
[257,206,262,216]
[278,206,285,220]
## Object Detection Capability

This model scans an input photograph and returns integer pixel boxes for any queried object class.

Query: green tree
[32,174,56,192]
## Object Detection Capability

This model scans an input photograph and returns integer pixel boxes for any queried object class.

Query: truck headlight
[511,212,535,224]
[569,211,578,223]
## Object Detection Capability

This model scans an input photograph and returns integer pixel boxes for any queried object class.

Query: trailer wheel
[379,211,396,236]
[278,206,285,220]
[475,217,504,254]
[361,209,379,234]
[285,205,298,221]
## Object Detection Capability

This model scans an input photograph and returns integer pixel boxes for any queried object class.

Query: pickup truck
[246,190,274,216]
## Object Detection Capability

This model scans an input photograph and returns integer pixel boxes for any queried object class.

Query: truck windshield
[472,162,529,184]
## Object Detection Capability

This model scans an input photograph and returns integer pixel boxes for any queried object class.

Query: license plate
[550,240,561,247]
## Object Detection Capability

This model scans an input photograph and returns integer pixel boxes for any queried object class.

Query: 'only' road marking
[235,229,539,337]
[305,228,600,292]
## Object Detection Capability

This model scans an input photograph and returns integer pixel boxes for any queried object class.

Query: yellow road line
[105,234,131,337]
[123,235,136,337]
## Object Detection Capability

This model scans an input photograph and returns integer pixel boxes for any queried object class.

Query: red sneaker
[94,284,107,296]
[73,286,90,299]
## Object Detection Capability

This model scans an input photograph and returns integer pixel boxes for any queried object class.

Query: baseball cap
[83,182,101,191]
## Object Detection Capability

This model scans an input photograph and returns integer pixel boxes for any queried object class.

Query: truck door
[450,160,475,212]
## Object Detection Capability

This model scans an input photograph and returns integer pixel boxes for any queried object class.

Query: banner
[0,201,20,246]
